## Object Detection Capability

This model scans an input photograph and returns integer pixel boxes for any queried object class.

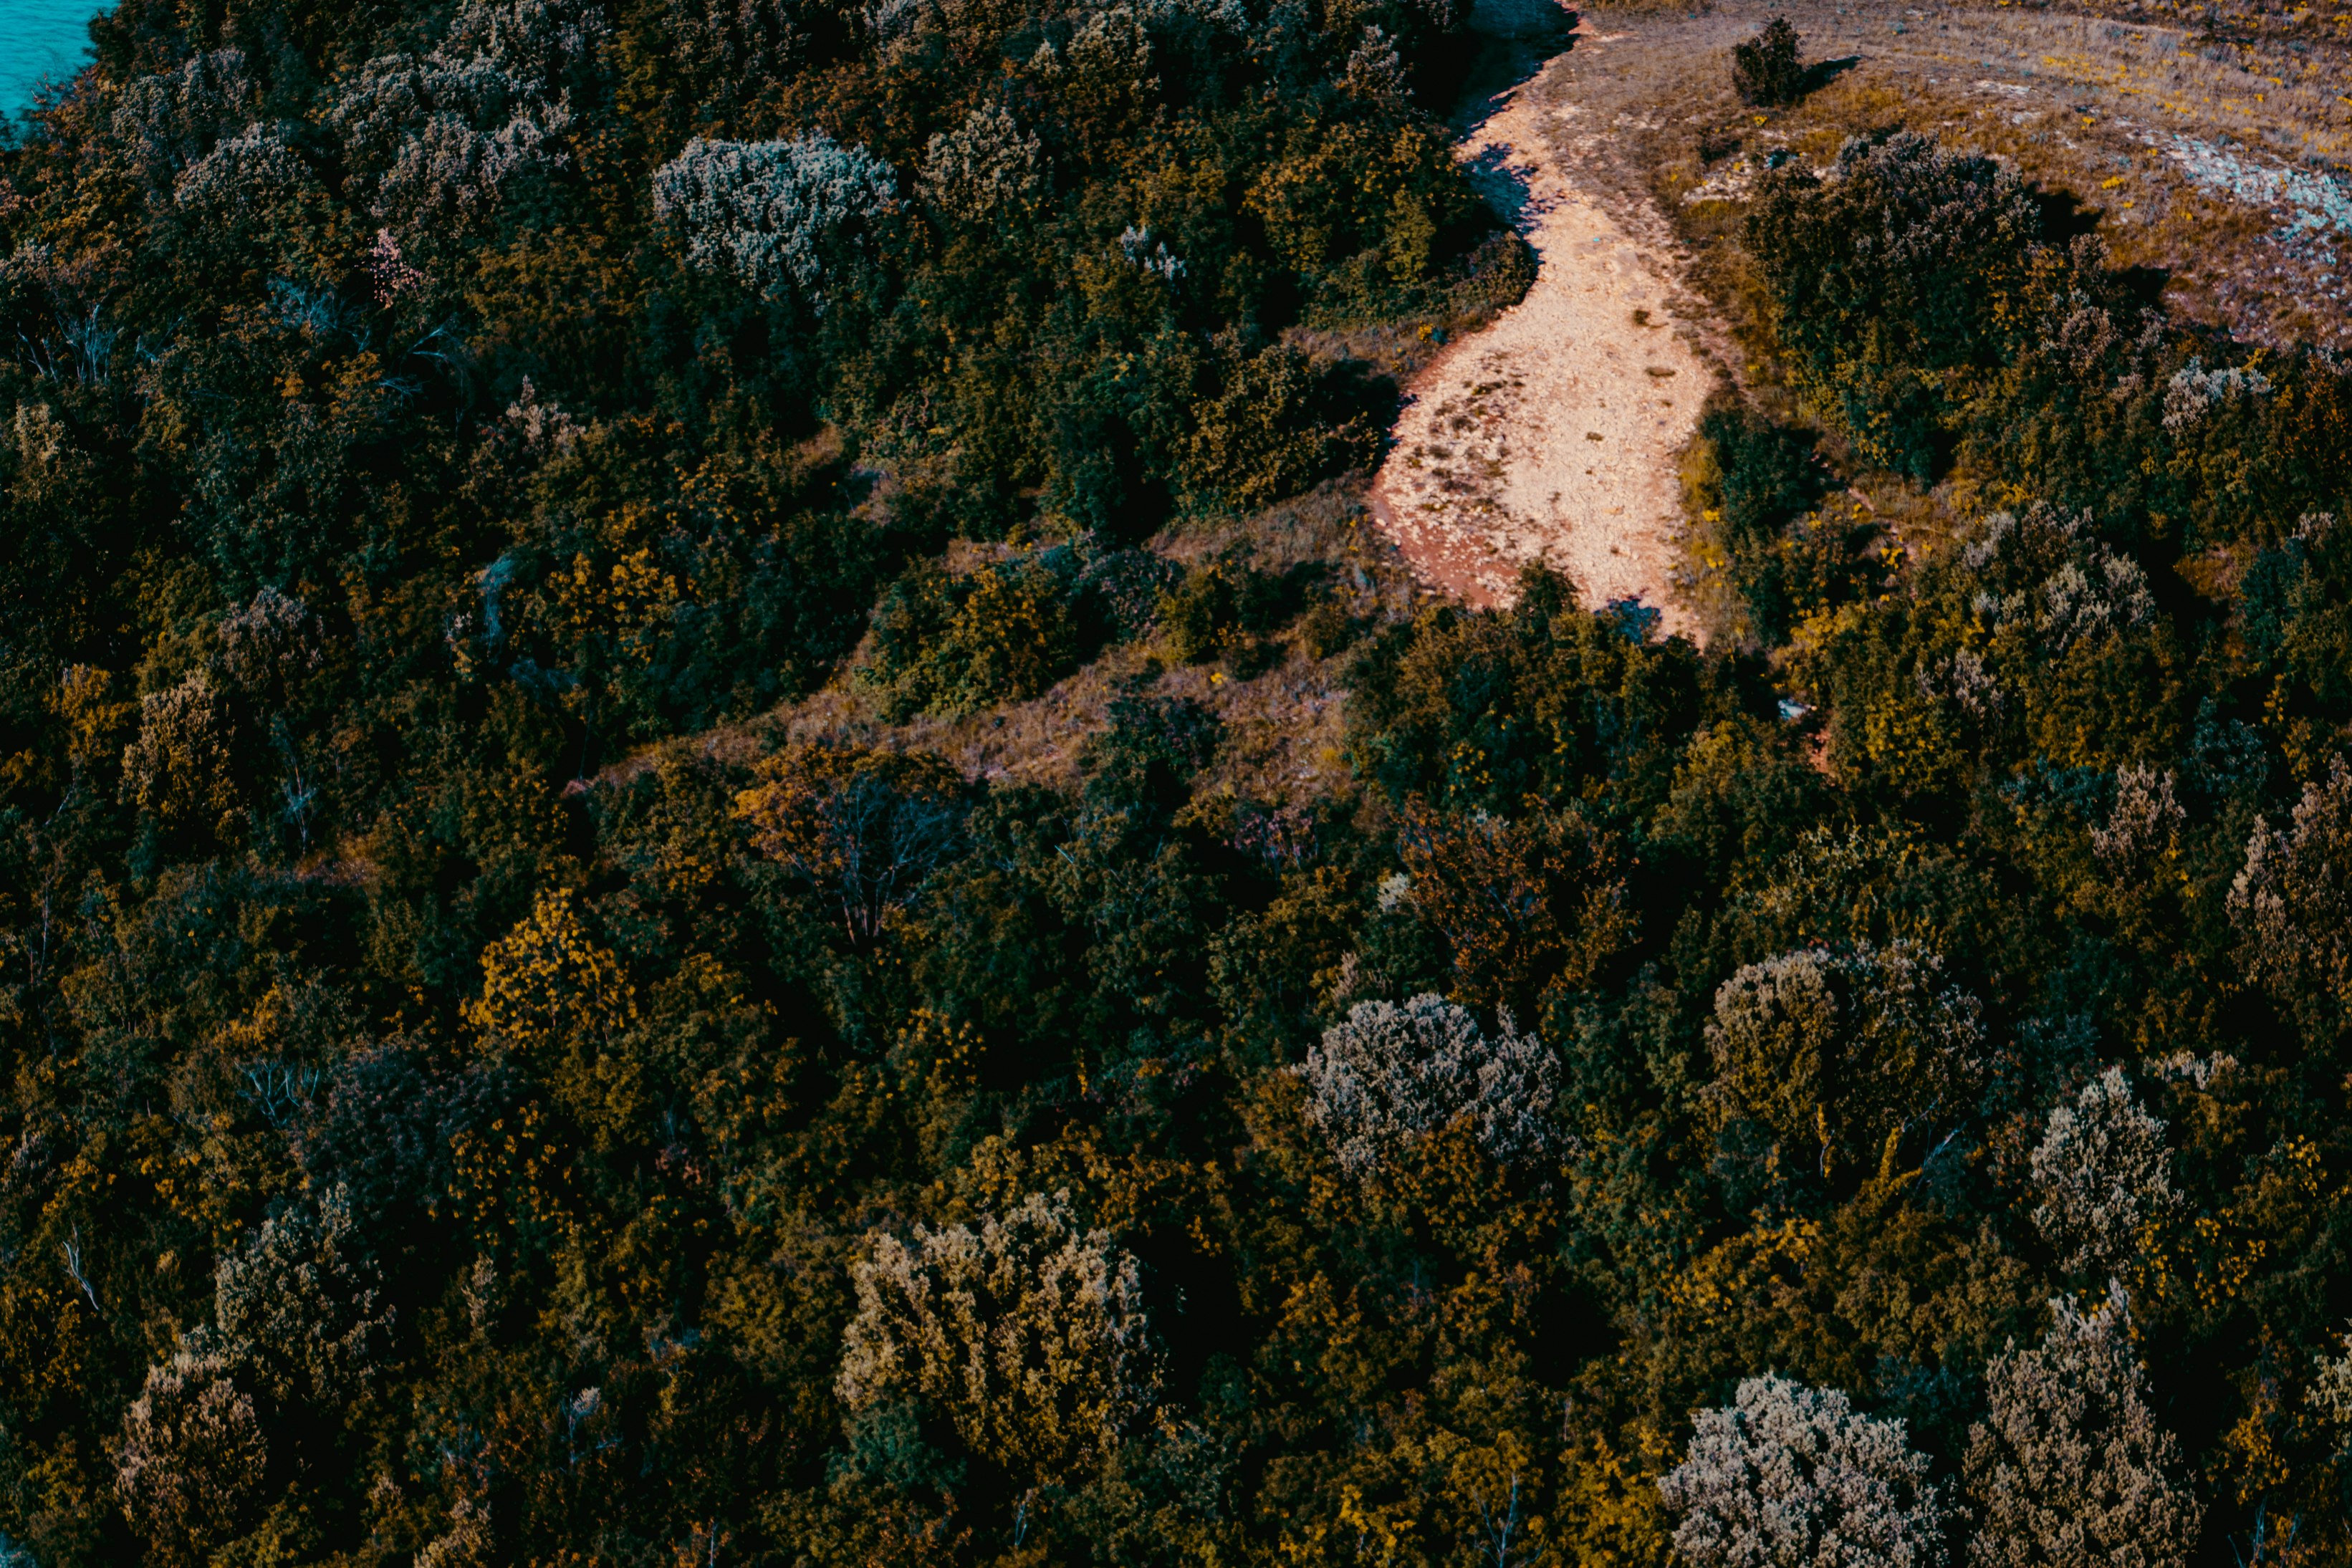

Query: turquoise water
[0,1,104,116]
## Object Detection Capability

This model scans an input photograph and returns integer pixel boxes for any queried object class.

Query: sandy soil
[1371,39,1719,636]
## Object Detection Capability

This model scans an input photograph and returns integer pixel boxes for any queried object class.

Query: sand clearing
[1372,51,1717,636]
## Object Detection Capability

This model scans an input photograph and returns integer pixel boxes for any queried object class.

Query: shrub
[1156,553,1300,665]
[1295,991,1563,1177]
[466,886,639,1057]
[1689,401,1843,643]
[1182,340,1384,509]
[219,587,325,700]
[108,48,256,191]
[1079,693,1224,818]
[1962,504,2155,655]
[1658,1373,1947,1568]
[1395,801,1635,1011]
[2089,765,2184,878]
[862,556,1083,717]
[117,1186,390,1562]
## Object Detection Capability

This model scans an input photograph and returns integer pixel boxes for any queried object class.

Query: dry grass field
[1555,0,2352,352]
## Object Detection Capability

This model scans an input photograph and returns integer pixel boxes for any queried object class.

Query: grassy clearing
[613,484,1413,800]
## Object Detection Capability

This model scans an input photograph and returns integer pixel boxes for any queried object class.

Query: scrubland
[0,0,2349,1564]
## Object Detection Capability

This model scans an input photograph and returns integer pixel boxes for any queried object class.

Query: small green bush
[862,556,1083,718]
[1158,552,1310,665]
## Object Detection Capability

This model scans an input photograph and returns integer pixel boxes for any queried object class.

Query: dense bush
[1747,133,2043,481]
[1,0,2351,1562]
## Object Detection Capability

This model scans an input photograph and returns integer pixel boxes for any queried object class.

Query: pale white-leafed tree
[1658,1373,1947,1568]
[329,0,603,236]
[108,48,256,189]
[837,1190,1158,1486]
[116,1342,268,1567]
[1294,992,1561,1178]
[1964,1283,2201,1568]
[2230,756,2352,1015]
[1963,504,2155,655]
[653,133,896,299]
[2308,1327,2352,1430]
[2090,764,2184,877]
[169,122,316,220]
[2028,1067,2180,1283]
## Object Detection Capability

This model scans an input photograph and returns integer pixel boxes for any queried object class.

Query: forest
[0,0,2348,1562]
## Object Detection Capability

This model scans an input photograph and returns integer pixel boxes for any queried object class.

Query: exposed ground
[1371,69,1719,632]
[1372,16,1727,634]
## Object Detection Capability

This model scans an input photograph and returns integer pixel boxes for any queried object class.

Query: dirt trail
[1372,34,1717,635]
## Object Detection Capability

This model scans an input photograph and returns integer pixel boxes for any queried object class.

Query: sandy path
[1372,49,1716,635]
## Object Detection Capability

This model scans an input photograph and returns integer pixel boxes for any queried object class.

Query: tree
[2231,756,2352,1028]
[117,1181,394,1560]
[1295,992,1563,1177]
[1394,800,1635,1013]
[466,886,639,1059]
[120,673,236,839]
[116,1345,268,1568]
[921,103,1048,224]
[2028,1068,2180,1284]
[210,1185,393,1410]
[836,1191,1160,1489]
[733,744,966,948]
[1704,941,1986,1181]
[1732,17,1804,108]
[1658,1373,1947,1568]
[652,133,897,299]
[1964,1284,2202,1568]
[1745,133,2041,479]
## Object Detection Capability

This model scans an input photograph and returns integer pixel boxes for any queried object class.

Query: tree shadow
[2034,186,2105,246]
[1794,54,1861,98]
[2033,186,2174,307]
[2111,262,2174,311]
[1461,141,1540,231]
[1451,0,1580,134]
